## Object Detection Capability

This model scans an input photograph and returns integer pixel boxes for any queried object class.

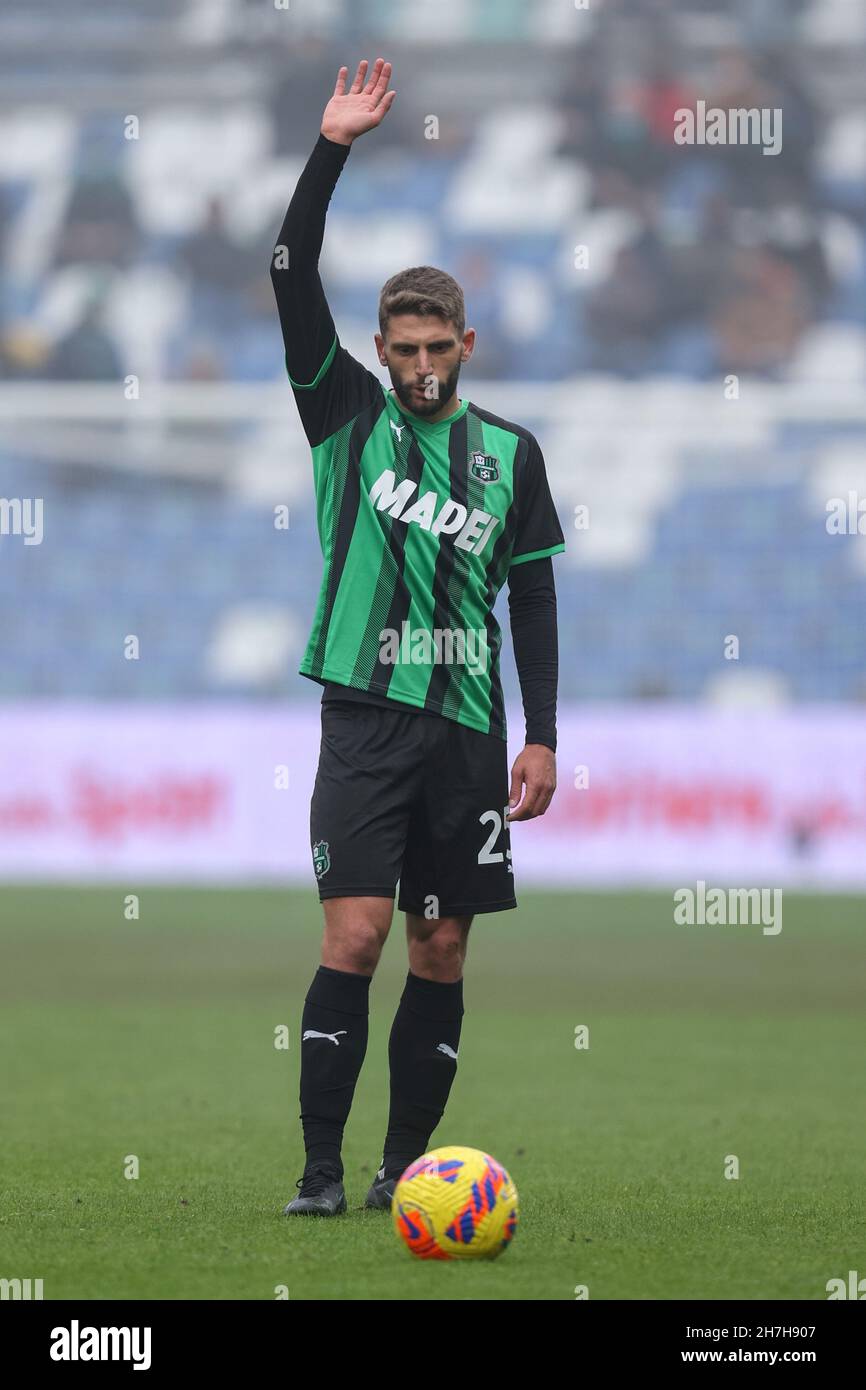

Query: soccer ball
[392,1145,518,1260]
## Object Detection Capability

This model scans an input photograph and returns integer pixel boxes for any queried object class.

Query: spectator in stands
[710,245,811,376]
[177,196,250,293]
[44,293,121,381]
[54,174,138,270]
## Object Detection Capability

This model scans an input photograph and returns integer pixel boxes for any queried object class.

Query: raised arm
[270,134,349,389]
[270,60,396,400]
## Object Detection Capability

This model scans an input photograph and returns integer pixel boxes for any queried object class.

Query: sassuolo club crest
[312,840,330,878]
[469,450,500,484]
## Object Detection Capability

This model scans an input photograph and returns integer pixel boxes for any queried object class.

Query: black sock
[379,971,464,1181]
[298,964,371,1179]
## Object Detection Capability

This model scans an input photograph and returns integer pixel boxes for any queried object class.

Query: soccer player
[271,59,564,1215]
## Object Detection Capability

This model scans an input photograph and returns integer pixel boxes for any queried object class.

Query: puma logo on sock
[303,1029,348,1046]
[436,1043,458,1060]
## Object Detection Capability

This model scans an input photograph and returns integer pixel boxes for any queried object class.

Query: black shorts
[309,700,516,917]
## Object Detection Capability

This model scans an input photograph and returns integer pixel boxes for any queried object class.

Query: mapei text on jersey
[369,469,501,556]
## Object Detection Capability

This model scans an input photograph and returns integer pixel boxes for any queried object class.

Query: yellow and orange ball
[392,1146,518,1260]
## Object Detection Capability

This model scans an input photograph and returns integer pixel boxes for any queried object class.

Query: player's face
[376,314,474,417]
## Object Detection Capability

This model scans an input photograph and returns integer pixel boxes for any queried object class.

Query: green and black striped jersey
[289,335,565,740]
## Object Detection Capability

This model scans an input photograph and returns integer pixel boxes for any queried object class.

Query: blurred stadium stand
[1,0,865,704]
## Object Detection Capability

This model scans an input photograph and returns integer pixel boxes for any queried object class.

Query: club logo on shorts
[312,839,331,878]
[469,450,500,484]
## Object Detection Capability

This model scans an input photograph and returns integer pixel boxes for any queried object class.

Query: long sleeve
[269,135,380,446]
[507,556,559,752]
[270,133,351,386]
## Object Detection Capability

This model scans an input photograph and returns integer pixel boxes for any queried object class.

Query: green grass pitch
[1,886,864,1300]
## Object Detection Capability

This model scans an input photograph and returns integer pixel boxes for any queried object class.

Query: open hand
[321,58,396,147]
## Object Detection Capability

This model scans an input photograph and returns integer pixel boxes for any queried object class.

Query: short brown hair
[378,265,465,338]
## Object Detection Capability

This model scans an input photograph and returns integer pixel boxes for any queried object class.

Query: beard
[390,359,463,417]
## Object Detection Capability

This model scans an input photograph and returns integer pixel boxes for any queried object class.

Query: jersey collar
[385,388,470,433]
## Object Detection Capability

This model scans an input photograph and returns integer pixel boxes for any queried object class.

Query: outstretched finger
[371,87,396,124]
[349,59,368,94]
[332,66,348,97]
[363,56,385,94]
[370,60,392,105]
